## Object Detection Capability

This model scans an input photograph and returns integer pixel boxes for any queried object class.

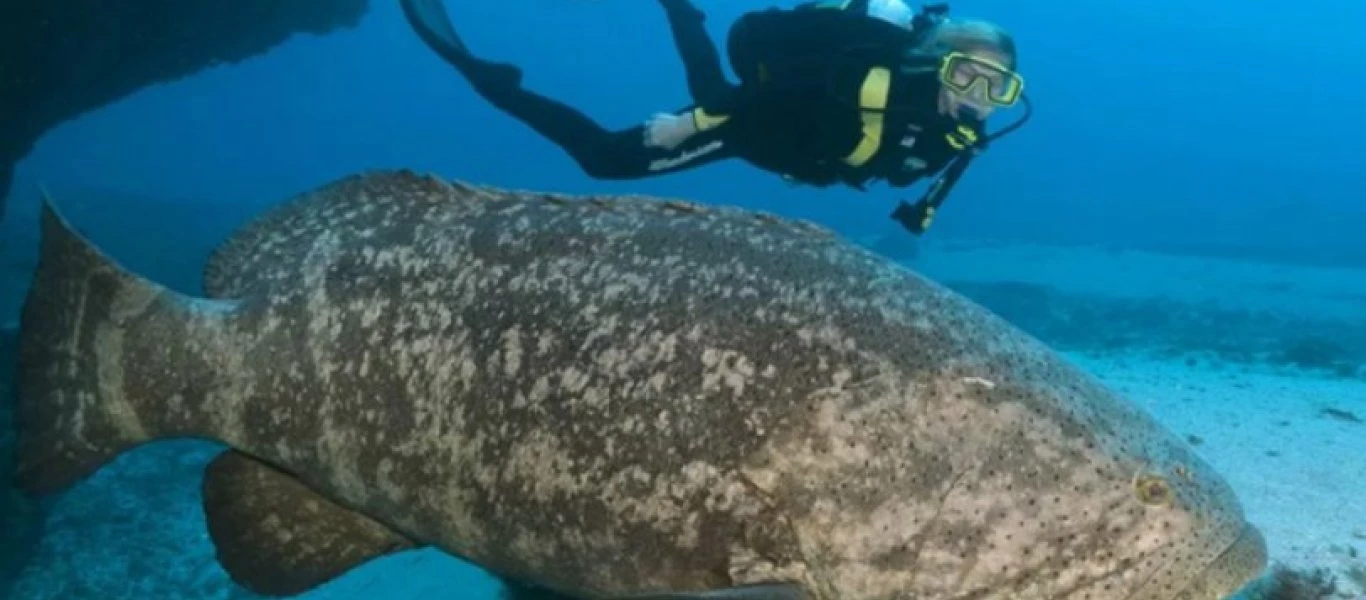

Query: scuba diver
[399,0,1031,235]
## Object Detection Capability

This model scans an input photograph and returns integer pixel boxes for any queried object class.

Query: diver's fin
[201,450,417,597]
[13,196,214,495]
[399,0,522,90]
[399,0,468,57]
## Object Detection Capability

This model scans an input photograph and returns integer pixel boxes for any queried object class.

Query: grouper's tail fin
[15,197,196,495]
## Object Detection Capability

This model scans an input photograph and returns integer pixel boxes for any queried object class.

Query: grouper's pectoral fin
[201,450,417,597]
[497,578,804,600]
[497,576,585,600]
[607,584,806,600]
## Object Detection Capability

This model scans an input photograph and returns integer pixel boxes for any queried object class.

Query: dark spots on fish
[1173,464,1193,482]
[205,171,468,298]
[119,315,226,438]
[343,194,902,589]
[457,483,626,584]
[238,381,288,450]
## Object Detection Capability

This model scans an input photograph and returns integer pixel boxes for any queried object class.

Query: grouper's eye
[1134,473,1174,506]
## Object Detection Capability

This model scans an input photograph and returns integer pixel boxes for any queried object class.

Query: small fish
[1320,407,1363,424]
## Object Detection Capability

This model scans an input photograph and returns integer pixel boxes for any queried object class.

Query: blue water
[9,1,1366,263]
[3,1,1366,598]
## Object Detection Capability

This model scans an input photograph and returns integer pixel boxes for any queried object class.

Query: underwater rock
[1238,563,1339,600]
[0,0,371,219]
[6,440,240,600]
[1,164,10,220]
[13,171,1266,599]
[0,323,43,597]
[1277,336,1360,377]
[944,280,1366,372]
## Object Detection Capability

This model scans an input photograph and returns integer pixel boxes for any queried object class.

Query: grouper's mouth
[1172,522,1269,599]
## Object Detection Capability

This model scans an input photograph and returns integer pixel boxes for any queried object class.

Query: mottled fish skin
[97,171,1261,599]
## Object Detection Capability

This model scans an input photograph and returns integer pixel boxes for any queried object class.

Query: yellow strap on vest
[691,106,731,132]
[945,124,979,150]
[690,64,889,166]
[843,66,891,167]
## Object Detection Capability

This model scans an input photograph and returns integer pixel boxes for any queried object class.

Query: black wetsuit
[401,0,979,191]
[668,0,984,190]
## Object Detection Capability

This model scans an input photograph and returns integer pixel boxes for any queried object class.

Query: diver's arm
[658,0,740,110]
[643,0,749,150]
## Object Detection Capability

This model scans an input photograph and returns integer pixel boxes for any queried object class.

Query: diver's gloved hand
[643,112,699,150]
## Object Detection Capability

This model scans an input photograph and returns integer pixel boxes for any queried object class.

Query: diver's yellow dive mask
[938,51,1024,107]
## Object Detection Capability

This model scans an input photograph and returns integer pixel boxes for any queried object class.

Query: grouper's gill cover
[15,170,1265,600]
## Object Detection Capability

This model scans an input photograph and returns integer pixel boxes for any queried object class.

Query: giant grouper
[13,170,1266,599]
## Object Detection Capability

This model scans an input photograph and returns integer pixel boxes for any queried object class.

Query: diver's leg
[472,84,651,179]
[402,0,735,180]
[657,0,739,110]
[433,50,722,179]
[464,87,734,180]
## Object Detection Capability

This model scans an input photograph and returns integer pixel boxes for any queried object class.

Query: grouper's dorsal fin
[202,169,470,299]
[201,450,417,596]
